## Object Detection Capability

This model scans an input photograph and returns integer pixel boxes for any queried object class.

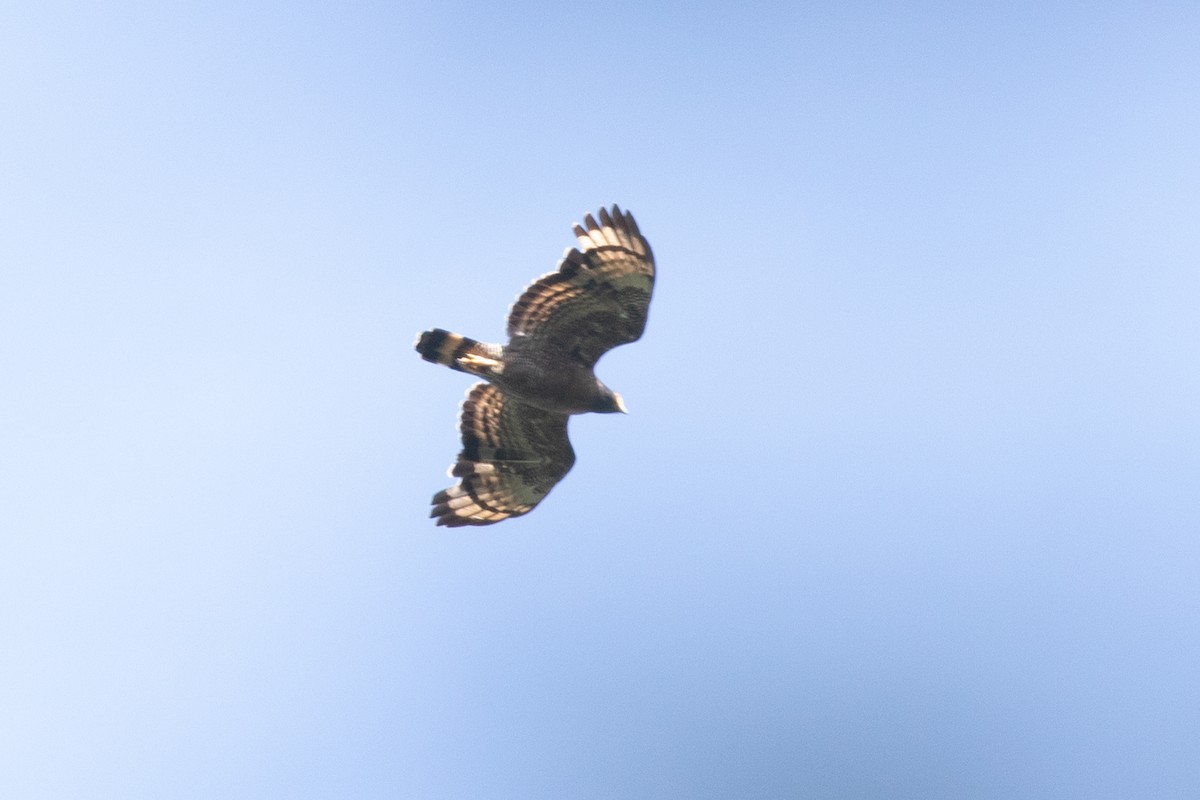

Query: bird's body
[415,328,621,415]
[415,205,654,527]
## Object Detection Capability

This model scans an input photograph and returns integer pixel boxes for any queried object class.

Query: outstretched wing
[506,205,654,367]
[431,382,575,527]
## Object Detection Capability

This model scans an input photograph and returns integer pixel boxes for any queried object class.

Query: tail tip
[414,328,450,361]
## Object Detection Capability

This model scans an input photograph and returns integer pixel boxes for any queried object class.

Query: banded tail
[414,328,505,377]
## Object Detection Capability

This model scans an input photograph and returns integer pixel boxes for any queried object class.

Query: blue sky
[2,2,1198,797]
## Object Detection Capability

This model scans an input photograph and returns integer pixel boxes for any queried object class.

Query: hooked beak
[614,392,628,414]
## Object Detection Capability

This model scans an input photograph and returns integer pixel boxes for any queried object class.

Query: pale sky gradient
[2,2,1199,798]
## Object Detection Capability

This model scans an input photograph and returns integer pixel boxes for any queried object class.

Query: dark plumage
[415,205,654,527]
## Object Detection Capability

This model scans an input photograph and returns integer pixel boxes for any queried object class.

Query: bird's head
[590,385,628,414]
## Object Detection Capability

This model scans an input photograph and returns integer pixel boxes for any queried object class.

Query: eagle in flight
[415,205,655,527]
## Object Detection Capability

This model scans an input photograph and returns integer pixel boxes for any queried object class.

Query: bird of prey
[415,205,655,527]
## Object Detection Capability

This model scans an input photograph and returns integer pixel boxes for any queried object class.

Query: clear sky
[2,2,1198,798]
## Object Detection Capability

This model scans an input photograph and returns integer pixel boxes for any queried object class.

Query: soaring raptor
[415,205,654,527]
